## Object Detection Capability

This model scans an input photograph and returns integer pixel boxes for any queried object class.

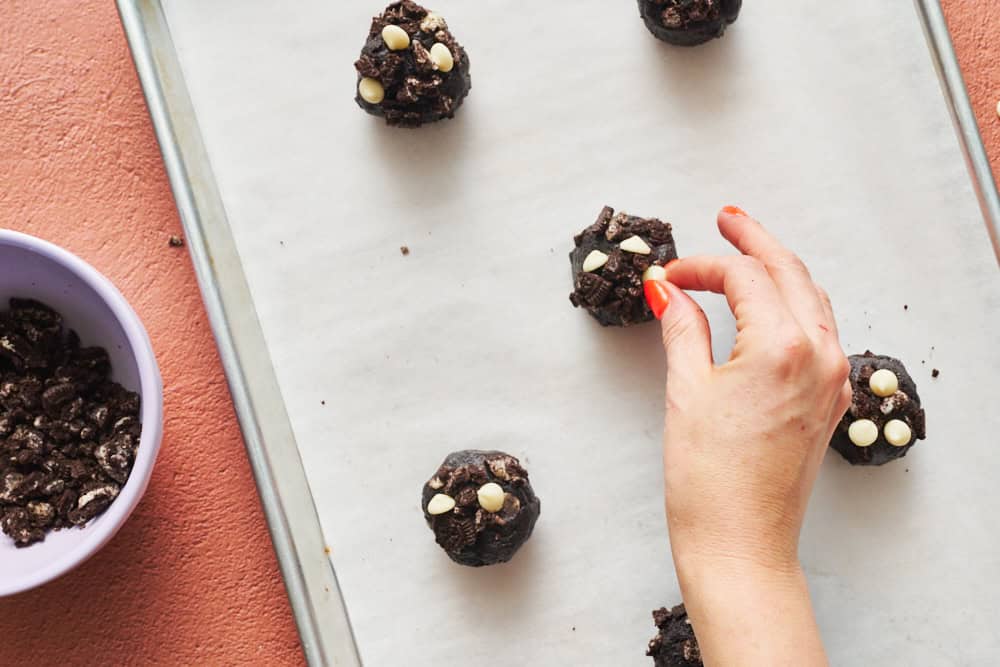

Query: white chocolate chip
[582,249,609,272]
[869,369,899,398]
[429,42,454,72]
[847,419,879,447]
[477,483,505,513]
[426,493,456,515]
[381,25,411,51]
[619,235,651,255]
[358,77,385,104]
[420,12,448,32]
[643,265,666,282]
[883,419,912,447]
[427,476,444,490]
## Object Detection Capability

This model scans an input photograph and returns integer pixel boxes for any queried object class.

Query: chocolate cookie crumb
[932,368,940,378]
[569,206,678,327]
[638,0,742,47]
[168,235,184,247]
[647,604,702,666]
[354,1,472,128]
[400,245,410,256]
[830,351,926,466]
[0,299,141,547]
[421,450,540,566]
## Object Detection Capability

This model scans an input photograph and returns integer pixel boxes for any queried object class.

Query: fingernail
[644,280,671,320]
[722,205,748,217]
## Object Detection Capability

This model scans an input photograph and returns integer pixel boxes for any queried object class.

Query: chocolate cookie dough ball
[569,206,678,327]
[421,450,540,567]
[647,604,702,666]
[830,352,927,466]
[354,1,471,128]
[638,0,742,47]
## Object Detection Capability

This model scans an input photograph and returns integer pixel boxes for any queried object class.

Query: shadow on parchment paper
[366,112,471,209]
[586,321,666,403]
[442,527,545,621]
[800,453,917,580]
[642,28,744,116]
[818,449,917,530]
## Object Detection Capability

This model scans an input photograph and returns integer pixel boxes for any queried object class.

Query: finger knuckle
[774,254,809,276]
[735,255,765,275]
[782,331,813,359]
[833,355,851,384]
[816,286,832,307]
[765,329,814,371]
[837,382,853,413]
[660,317,692,347]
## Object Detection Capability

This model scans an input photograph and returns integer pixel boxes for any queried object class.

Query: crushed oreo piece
[0,299,141,547]
[931,368,940,378]
[168,235,185,248]
[830,351,926,466]
[647,604,702,666]
[569,206,678,327]
[421,450,540,567]
[354,1,472,128]
[638,0,742,47]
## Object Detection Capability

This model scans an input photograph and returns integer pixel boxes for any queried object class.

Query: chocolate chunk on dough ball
[354,1,472,127]
[830,351,927,466]
[421,450,540,567]
[647,604,703,666]
[638,0,742,47]
[569,206,678,327]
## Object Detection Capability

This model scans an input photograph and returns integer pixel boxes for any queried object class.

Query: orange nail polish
[722,205,747,216]
[644,280,671,320]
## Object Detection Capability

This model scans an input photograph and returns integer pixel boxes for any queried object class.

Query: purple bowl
[0,230,163,596]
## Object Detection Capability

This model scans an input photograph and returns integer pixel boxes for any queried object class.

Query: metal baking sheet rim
[114,1,1000,665]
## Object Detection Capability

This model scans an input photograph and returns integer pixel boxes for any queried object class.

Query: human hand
[644,206,847,665]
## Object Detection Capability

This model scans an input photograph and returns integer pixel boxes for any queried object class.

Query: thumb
[645,279,713,382]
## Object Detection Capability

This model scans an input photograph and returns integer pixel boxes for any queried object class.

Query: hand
[645,206,849,666]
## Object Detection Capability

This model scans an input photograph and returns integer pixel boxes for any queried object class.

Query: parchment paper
[161,1,1000,663]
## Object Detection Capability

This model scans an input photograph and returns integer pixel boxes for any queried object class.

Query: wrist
[673,556,827,666]
[675,551,806,611]
[669,525,802,583]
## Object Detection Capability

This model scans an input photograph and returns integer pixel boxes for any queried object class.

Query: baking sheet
[158,1,1000,664]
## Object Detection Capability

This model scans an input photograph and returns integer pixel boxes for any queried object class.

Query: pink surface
[0,1,301,664]
[0,0,995,664]
[0,231,163,596]
[941,0,1000,185]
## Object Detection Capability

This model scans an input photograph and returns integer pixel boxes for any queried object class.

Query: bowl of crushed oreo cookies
[0,230,163,595]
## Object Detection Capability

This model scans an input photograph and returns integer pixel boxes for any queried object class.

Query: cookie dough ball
[647,604,702,666]
[569,206,678,327]
[638,0,742,47]
[421,450,540,567]
[354,1,472,128]
[830,351,927,466]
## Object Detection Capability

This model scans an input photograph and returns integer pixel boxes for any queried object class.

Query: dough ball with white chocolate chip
[354,1,471,128]
[421,450,540,567]
[569,206,679,327]
[830,351,927,466]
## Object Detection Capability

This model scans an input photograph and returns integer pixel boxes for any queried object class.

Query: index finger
[664,255,796,335]
[718,208,835,336]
